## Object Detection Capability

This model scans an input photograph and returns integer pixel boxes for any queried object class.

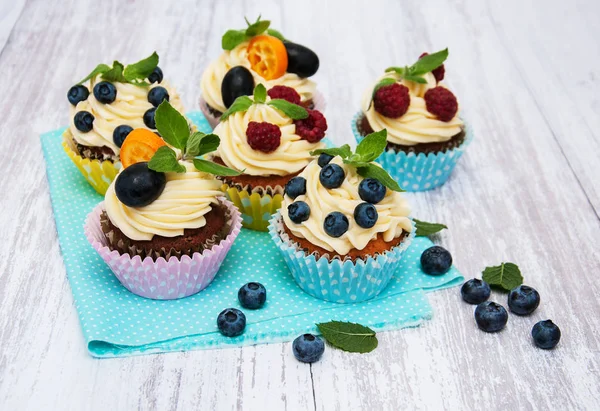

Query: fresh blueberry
[508,285,540,316]
[354,202,378,229]
[114,162,166,207]
[148,66,163,84]
[324,211,349,237]
[461,279,491,304]
[217,308,246,337]
[284,176,307,199]
[319,164,345,189]
[317,153,334,168]
[238,282,267,310]
[73,111,94,132]
[67,85,89,106]
[143,108,157,129]
[112,125,133,148]
[532,320,561,349]
[420,246,452,275]
[288,201,310,224]
[93,81,117,104]
[358,178,386,204]
[292,334,325,363]
[474,301,508,333]
[147,86,170,107]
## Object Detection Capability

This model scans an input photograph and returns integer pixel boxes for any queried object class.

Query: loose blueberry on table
[67,85,89,106]
[474,301,508,333]
[461,279,491,304]
[93,81,117,104]
[238,282,267,310]
[292,334,325,363]
[114,162,166,207]
[284,176,307,199]
[319,164,345,189]
[74,111,94,133]
[508,285,540,316]
[217,308,246,337]
[288,201,310,224]
[420,246,452,275]
[531,320,561,349]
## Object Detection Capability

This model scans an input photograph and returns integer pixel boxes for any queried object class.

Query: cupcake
[200,15,323,128]
[269,130,415,303]
[210,84,328,231]
[64,52,188,195]
[84,101,242,300]
[352,48,472,191]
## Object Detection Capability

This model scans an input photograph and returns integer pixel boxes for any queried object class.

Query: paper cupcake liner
[62,132,120,195]
[221,183,283,232]
[268,212,416,303]
[84,197,242,300]
[351,112,474,192]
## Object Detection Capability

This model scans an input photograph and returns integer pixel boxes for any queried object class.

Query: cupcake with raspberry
[269,130,415,303]
[210,84,328,231]
[84,101,242,300]
[200,16,324,128]
[63,52,188,195]
[352,48,473,191]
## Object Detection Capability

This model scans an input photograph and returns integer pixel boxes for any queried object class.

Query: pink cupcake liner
[84,197,242,300]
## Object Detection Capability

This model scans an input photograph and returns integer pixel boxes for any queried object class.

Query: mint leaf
[310,144,352,159]
[245,19,270,37]
[148,146,185,173]
[254,83,267,104]
[222,29,247,50]
[185,132,220,158]
[414,219,447,237]
[78,63,111,84]
[123,51,159,82]
[385,66,406,76]
[409,48,448,75]
[155,100,190,150]
[268,99,308,120]
[402,75,427,84]
[357,163,403,192]
[316,321,378,353]
[220,96,253,121]
[355,129,387,162]
[482,263,523,292]
[266,28,285,41]
[101,61,128,83]
[193,159,241,176]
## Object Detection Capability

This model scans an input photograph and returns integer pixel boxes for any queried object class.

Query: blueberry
[112,125,133,148]
[323,211,349,237]
[420,246,452,275]
[217,308,246,337]
[358,178,386,204]
[284,43,320,78]
[474,301,508,333]
[67,85,89,106]
[143,108,157,129]
[238,282,267,310]
[221,66,254,109]
[461,279,491,304]
[292,334,325,363]
[354,202,378,229]
[532,320,561,349]
[73,111,94,132]
[148,86,170,107]
[93,81,117,104]
[508,285,540,316]
[284,176,307,199]
[317,153,334,168]
[148,66,163,84]
[288,201,310,224]
[114,162,166,207]
[319,164,345,189]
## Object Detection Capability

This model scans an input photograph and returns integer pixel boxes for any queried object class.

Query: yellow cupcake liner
[62,132,120,195]
[221,184,283,232]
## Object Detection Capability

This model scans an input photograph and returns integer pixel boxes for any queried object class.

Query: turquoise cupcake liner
[268,212,416,303]
[351,112,474,192]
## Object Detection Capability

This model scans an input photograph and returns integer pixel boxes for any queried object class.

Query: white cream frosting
[213,97,326,176]
[104,162,223,241]
[69,74,185,155]
[281,157,413,256]
[200,41,316,113]
[361,72,463,146]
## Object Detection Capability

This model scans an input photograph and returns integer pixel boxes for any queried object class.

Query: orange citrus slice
[120,129,166,169]
[247,35,288,80]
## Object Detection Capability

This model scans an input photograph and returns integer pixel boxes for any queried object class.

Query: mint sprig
[414,219,447,237]
[482,263,524,292]
[220,96,253,121]
[316,321,378,354]
[385,48,448,84]
[253,83,267,104]
[76,52,159,87]
[310,144,352,159]
[221,85,308,121]
[101,61,128,83]
[268,99,308,120]
[222,15,285,51]
[77,63,111,84]
[148,146,186,173]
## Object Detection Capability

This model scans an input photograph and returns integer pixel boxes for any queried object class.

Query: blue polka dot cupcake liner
[268,212,416,303]
[351,112,473,192]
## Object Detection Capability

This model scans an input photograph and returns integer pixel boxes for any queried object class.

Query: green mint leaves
[414,219,448,237]
[316,321,378,353]
[482,262,524,292]
[148,146,186,173]
[220,96,253,121]
[311,144,352,159]
[77,52,159,87]
[221,85,308,121]
[385,48,448,84]
[268,99,308,119]
[222,15,284,50]
[253,83,267,103]
[155,100,190,149]
[193,159,242,176]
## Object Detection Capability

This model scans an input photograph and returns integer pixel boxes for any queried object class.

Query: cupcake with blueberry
[64,52,188,195]
[200,15,323,128]
[210,84,328,231]
[269,130,415,303]
[84,101,242,300]
[352,48,472,191]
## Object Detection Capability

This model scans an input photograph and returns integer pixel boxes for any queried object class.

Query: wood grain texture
[0,0,599,410]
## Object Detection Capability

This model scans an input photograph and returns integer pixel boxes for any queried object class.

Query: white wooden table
[1,0,599,409]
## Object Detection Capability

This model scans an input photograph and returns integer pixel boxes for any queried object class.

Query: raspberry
[373,83,410,118]
[294,109,328,143]
[246,121,281,153]
[424,87,458,122]
[419,52,445,82]
[267,86,301,105]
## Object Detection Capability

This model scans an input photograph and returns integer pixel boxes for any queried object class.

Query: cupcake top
[281,131,412,256]
[361,49,464,146]
[213,84,327,176]
[67,52,185,156]
[201,16,319,114]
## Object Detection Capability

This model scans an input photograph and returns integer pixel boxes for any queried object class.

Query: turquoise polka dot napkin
[41,112,464,358]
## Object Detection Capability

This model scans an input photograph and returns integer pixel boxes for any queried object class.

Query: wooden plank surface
[0,0,599,410]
